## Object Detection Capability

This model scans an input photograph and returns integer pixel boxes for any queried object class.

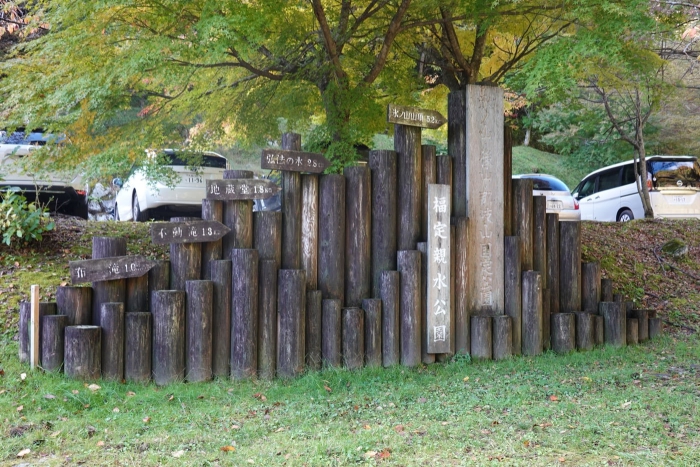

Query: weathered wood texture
[398,250,421,367]
[395,124,422,250]
[41,314,67,372]
[70,255,155,284]
[345,166,372,307]
[470,315,493,360]
[277,269,306,378]
[600,301,626,347]
[633,309,650,342]
[387,104,447,129]
[417,242,434,364]
[594,315,605,346]
[363,298,382,367]
[436,155,453,191]
[542,288,551,351]
[100,302,125,381]
[493,315,513,361]
[125,312,152,383]
[148,260,170,299]
[521,271,543,356]
[301,175,319,290]
[151,220,229,245]
[512,179,534,271]
[551,313,575,354]
[201,199,224,279]
[281,133,302,270]
[261,148,330,173]
[322,299,342,368]
[649,318,662,339]
[559,221,582,313]
[306,290,323,371]
[546,214,560,314]
[465,85,505,316]
[210,260,232,377]
[319,174,346,303]
[126,274,148,312]
[627,318,639,345]
[254,211,282,268]
[426,185,451,355]
[448,91,467,217]
[231,250,258,380]
[503,126,513,237]
[601,278,614,303]
[504,236,522,355]
[19,301,56,363]
[575,312,595,351]
[91,237,126,326]
[56,286,92,326]
[625,301,636,319]
[64,326,101,380]
[454,217,470,354]
[184,280,213,383]
[342,307,364,369]
[533,196,547,288]
[258,259,278,379]
[421,145,437,241]
[581,262,601,313]
[222,170,254,253]
[169,217,202,291]
[207,178,279,201]
[370,150,398,297]
[152,290,186,385]
[379,271,400,367]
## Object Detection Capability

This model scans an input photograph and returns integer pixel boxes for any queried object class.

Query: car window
[577,177,597,198]
[621,164,637,186]
[521,176,570,191]
[598,168,621,192]
[649,159,700,188]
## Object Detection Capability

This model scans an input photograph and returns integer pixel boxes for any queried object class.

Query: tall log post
[601,278,614,303]
[56,286,92,326]
[551,313,575,354]
[600,301,626,347]
[379,271,400,367]
[370,150,398,298]
[301,174,319,290]
[306,290,323,371]
[421,145,437,241]
[436,155,453,193]
[581,262,601,313]
[64,326,101,380]
[281,133,302,269]
[454,217,470,354]
[470,316,493,360]
[254,211,282,268]
[395,125,422,250]
[363,298,382,367]
[533,196,547,289]
[546,213,560,314]
[201,199,224,279]
[230,250,258,380]
[492,315,513,361]
[41,314,67,372]
[398,250,421,367]
[521,271,543,356]
[503,126,513,237]
[126,274,148,313]
[223,170,254,252]
[559,221,582,313]
[148,260,170,301]
[91,237,126,326]
[186,280,213,382]
[417,242,434,364]
[322,298,342,368]
[210,260,232,377]
[512,179,534,271]
[542,288,551,351]
[345,166,371,307]
[277,269,305,378]
[575,312,595,351]
[448,91,467,217]
[504,236,522,355]
[152,290,186,385]
[342,307,364,370]
[319,174,345,303]
[258,259,278,379]
[100,302,125,381]
[125,312,152,383]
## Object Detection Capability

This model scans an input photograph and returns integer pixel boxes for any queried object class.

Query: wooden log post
[41,314,67,372]
[281,133,302,269]
[417,242,434,364]
[322,299,342,368]
[633,309,650,342]
[395,125,422,251]
[254,211,282,268]
[542,288,551,351]
[370,150,398,297]
[379,271,400,367]
[504,236,522,355]
[627,318,639,345]
[575,312,595,351]
[470,315,493,360]
[277,269,305,378]
[258,259,278,379]
[184,280,213,383]
[436,155,453,193]
[230,250,258,380]
[201,199,224,280]
[126,274,148,313]
[125,312,152,383]
[64,326,101,380]
[512,179,534,271]
[319,174,345,304]
[302,174,319,290]
[100,302,125,381]
[148,260,170,301]
[398,250,421,367]
[521,271,543,356]
[600,302,626,347]
[342,307,364,370]
[454,217,470,354]
[345,166,371,307]
[559,221,582,313]
[448,91,466,217]
[551,313,576,354]
[492,315,513,361]
[533,195,547,288]
[649,318,662,339]
[222,170,254,253]
[91,237,126,326]
[306,290,323,371]
[625,301,636,319]
[503,126,513,237]
[56,286,92,326]
[210,260,232,377]
[19,301,56,363]
[169,217,202,291]
[594,315,605,346]
[421,145,437,241]
[363,298,382,367]
[581,262,601,314]
[546,213,560,314]
[601,278,614,303]
[152,290,186,385]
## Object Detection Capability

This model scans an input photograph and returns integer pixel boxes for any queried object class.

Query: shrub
[0,189,54,246]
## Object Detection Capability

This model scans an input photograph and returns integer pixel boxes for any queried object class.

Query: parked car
[0,130,88,218]
[512,174,580,221]
[572,155,700,222]
[113,149,229,221]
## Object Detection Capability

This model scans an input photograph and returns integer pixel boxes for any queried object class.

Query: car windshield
[649,159,700,189]
[519,176,570,192]
[163,152,227,169]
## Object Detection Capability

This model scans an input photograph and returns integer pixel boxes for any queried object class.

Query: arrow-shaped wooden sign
[151,220,231,245]
[206,179,280,201]
[261,148,330,173]
[70,255,157,284]
[387,104,447,129]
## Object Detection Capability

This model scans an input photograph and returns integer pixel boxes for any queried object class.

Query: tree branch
[363,0,412,84]
[311,0,348,82]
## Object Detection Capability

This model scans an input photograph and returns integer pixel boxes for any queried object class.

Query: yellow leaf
[220,446,236,452]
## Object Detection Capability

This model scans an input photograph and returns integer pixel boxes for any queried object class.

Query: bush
[0,189,54,246]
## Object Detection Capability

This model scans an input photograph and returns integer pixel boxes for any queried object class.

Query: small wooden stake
[30,285,40,369]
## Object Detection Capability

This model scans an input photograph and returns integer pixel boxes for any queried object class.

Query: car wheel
[132,194,147,222]
[617,209,634,222]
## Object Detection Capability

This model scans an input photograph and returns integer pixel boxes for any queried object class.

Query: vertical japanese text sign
[427,184,451,353]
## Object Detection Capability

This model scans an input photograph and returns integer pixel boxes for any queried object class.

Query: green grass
[512,146,588,190]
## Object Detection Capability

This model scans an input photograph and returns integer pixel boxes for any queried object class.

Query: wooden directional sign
[70,255,157,284]
[387,104,447,129]
[261,148,330,173]
[151,220,231,245]
[206,179,280,201]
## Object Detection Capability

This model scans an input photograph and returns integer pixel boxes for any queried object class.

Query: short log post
[395,124,422,251]
[521,271,543,356]
[421,145,437,241]
[454,217,470,354]
[627,318,639,345]
[370,150,398,297]
[210,260,232,377]
[19,301,56,363]
[594,315,605,346]
[600,301,626,347]
[306,290,323,371]
[492,315,512,361]
[581,262,601,313]
[41,314,67,372]
[277,269,306,378]
[100,302,125,381]
[185,280,213,383]
[152,290,186,385]
[575,312,595,351]
[169,217,202,291]
[253,211,282,268]
[125,312,152,383]
[601,278,614,302]
[533,196,547,288]
[281,133,302,269]
[398,250,421,367]
[322,298,342,368]
[551,313,576,354]
[148,260,170,299]
[417,242,434,364]
[470,315,493,360]
[91,237,126,326]
[126,274,148,312]
[231,250,258,380]
[258,259,278,379]
[56,286,92,326]
[363,298,382,367]
[649,318,662,339]
[201,199,224,279]
[633,309,649,342]
[559,221,581,313]
[64,326,101,380]
[319,174,345,303]
[301,174,319,289]
[342,307,364,369]
[379,271,400,367]
[345,166,371,307]
[504,236,522,355]
[546,213,560,314]
[512,179,534,271]
[223,170,254,252]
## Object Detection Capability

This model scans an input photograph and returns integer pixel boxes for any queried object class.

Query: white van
[572,155,700,221]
